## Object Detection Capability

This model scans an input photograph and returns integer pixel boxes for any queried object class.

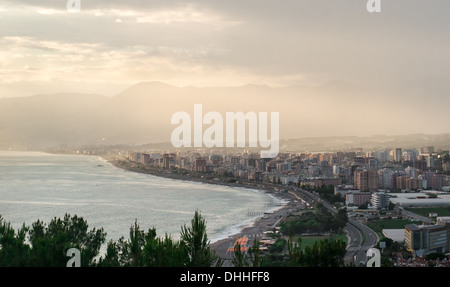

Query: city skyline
[3,1,450,270]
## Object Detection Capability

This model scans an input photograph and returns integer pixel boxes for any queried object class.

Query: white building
[371,192,390,209]
[281,175,299,185]
[405,166,418,179]
[389,191,450,208]
[333,165,341,175]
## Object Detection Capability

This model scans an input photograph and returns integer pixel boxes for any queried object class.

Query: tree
[231,239,262,267]
[97,240,121,267]
[1,211,223,267]
[115,220,146,267]
[287,236,347,267]
[28,214,106,267]
[98,211,220,267]
[247,239,263,267]
[0,216,30,267]
[98,222,190,267]
[180,210,222,267]
[143,234,189,267]
[231,243,248,267]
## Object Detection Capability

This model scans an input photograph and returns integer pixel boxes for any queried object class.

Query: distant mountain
[0,93,107,149]
[279,134,450,153]
[0,81,449,150]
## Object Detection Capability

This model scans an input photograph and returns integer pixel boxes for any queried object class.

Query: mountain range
[0,81,449,151]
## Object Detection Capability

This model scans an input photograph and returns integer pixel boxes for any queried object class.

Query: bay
[0,151,279,247]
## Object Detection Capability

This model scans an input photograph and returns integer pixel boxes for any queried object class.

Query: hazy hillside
[279,134,450,153]
[0,81,449,150]
[0,93,107,149]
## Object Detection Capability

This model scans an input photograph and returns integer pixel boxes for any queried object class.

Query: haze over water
[0,151,280,244]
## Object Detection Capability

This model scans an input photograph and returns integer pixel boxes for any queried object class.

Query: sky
[0,0,449,99]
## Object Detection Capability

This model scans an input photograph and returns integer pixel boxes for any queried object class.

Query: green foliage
[180,210,217,267]
[0,210,348,267]
[0,216,30,267]
[269,238,286,253]
[231,243,248,267]
[231,238,262,267]
[425,252,446,261]
[279,204,347,235]
[0,211,223,267]
[98,210,222,267]
[310,185,344,204]
[97,240,121,267]
[405,207,450,217]
[97,220,190,267]
[29,214,106,267]
[0,214,106,267]
[287,236,347,267]
[367,218,421,234]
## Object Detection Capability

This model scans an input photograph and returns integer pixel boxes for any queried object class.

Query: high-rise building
[406,177,423,191]
[346,192,371,206]
[195,157,207,172]
[333,165,341,175]
[368,158,378,170]
[405,166,418,178]
[394,148,402,162]
[405,221,450,257]
[374,149,390,163]
[354,169,368,191]
[371,192,390,209]
[378,168,394,189]
[413,157,427,171]
[424,171,436,189]
[396,176,407,190]
[427,156,435,168]
[368,168,378,190]
[140,153,151,166]
[432,174,447,191]
[354,168,378,191]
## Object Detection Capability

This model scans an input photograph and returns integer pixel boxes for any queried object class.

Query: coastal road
[344,219,379,266]
[293,188,379,266]
[213,187,379,267]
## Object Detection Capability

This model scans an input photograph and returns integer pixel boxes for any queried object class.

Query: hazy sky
[0,0,449,99]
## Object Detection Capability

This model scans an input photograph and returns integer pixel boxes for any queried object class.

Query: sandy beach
[209,193,299,265]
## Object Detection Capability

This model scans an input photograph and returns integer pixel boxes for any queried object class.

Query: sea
[0,151,283,249]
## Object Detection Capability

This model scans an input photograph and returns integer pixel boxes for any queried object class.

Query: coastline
[99,153,299,260]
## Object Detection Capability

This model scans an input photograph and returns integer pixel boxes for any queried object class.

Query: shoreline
[100,154,298,259]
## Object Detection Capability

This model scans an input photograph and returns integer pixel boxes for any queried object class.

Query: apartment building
[405,220,450,257]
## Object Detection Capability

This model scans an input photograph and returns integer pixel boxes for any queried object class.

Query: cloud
[0,0,449,102]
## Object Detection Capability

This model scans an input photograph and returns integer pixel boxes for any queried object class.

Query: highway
[293,188,379,266]
[216,187,379,267]
[344,219,379,265]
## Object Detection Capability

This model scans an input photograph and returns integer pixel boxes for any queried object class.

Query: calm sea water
[0,151,281,245]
